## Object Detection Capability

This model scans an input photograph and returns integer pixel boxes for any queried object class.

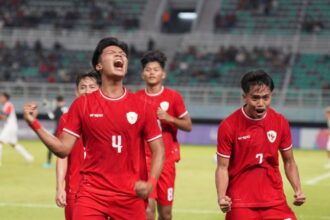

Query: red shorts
[65,194,76,220]
[149,161,176,206]
[72,186,147,220]
[226,202,297,220]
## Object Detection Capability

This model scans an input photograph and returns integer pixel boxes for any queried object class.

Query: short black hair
[241,70,274,94]
[0,92,10,100]
[140,50,167,69]
[75,70,101,87]
[91,37,129,71]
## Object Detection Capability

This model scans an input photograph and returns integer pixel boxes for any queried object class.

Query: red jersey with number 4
[63,89,162,196]
[217,107,292,208]
[56,113,84,196]
[136,87,188,162]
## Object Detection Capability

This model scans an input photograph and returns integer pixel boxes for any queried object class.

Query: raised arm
[23,103,76,158]
[215,155,232,213]
[280,148,306,206]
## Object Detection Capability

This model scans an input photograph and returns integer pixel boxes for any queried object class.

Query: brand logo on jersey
[89,113,103,118]
[126,112,138,124]
[160,101,169,111]
[238,135,250,140]
[267,130,277,143]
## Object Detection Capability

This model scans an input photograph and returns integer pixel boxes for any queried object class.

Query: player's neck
[100,80,125,99]
[146,84,163,95]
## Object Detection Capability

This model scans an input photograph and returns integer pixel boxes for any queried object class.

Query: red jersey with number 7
[63,89,162,196]
[217,107,292,208]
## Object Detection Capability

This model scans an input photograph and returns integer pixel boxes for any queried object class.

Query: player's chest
[82,102,142,132]
[235,123,281,150]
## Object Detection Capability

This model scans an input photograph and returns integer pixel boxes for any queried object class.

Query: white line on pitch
[305,172,330,185]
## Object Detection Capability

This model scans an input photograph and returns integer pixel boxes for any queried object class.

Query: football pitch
[0,140,330,220]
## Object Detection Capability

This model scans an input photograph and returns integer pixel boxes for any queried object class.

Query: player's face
[96,46,128,79]
[142,61,165,86]
[243,84,272,119]
[76,77,99,97]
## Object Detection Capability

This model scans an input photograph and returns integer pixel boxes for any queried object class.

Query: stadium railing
[2,82,329,123]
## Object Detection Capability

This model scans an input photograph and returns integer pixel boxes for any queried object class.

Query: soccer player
[324,106,330,169]
[44,95,67,169]
[136,50,192,220]
[55,71,101,220]
[215,70,306,220]
[0,92,34,166]
[23,37,165,220]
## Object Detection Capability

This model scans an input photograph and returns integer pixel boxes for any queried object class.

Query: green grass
[1,141,330,219]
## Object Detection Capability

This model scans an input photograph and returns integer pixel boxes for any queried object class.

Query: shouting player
[55,71,101,220]
[23,37,165,220]
[136,50,192,220]
[215,70,306,220]
[0,92,34,166]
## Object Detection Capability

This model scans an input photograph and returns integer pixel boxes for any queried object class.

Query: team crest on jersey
[126,112,138,124]
[267,130,277,143]
[160,101,169,111]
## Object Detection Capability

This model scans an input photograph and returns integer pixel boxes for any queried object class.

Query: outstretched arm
[215,155,232,213]
[157,108,192,131]
[23,103,76,158]
[281,148,306,206]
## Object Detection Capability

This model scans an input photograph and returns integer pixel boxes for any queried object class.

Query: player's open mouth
[114,60,124,68]
[255,109,265,114]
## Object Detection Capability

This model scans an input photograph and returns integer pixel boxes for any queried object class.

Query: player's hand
[134,180,152,199]
[55,188,67,208]
[218,196,232,213]
[293,191,306,206]
[23,103,39,124]
[157,107,173,123]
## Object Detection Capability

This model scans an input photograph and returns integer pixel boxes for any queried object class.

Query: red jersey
[63,89,162,196]
[136,86,188,162]
[217,107,292,208]
[56,113,84,196]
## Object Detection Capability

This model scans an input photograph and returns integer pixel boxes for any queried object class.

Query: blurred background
[0,0,330,150]
[1,1,330,220]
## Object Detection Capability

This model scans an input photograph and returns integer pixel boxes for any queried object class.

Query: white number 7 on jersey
[112,135,123,153]
[256,153,263,164]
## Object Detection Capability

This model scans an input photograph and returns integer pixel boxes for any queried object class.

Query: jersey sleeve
[143,106,162,142]
[174,91,188,118]
[63,98,82,138]
[56,114,67,137]
[279,116,292,151]
[217,120,234,158]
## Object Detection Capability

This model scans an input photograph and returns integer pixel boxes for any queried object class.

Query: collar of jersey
[145,86,164,97]
[99,88,127,101]
[241,106,267,121]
